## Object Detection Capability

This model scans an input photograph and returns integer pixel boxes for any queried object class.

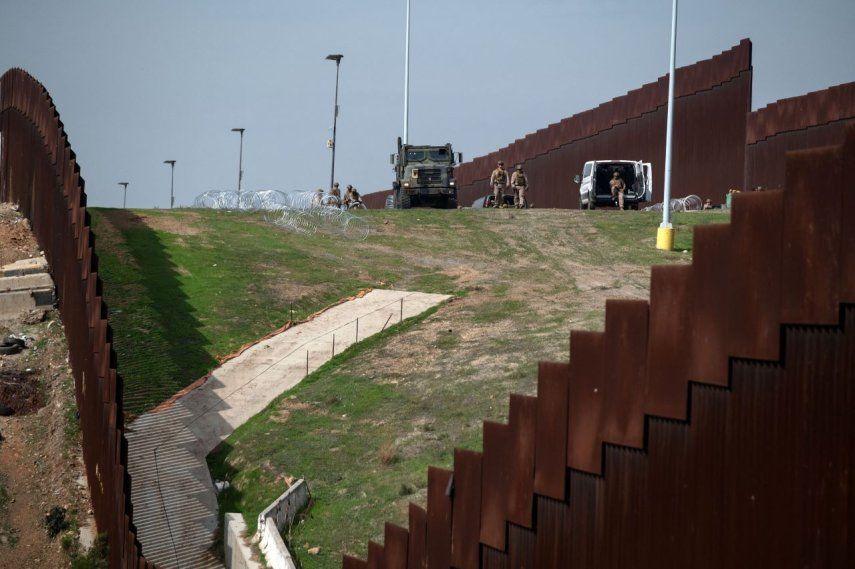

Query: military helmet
[498,161,504,166]
[516,164,523,171]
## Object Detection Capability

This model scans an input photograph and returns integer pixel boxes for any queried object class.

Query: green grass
[92,206,729,566]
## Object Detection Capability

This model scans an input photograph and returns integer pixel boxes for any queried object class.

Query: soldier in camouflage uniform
[490,161,509,208]
[510,164,529,209]
[609,171,626,210]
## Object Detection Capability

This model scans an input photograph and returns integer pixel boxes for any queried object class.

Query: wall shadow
[95,208,218,416]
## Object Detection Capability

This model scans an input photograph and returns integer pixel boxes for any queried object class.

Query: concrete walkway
[126,290,450,568]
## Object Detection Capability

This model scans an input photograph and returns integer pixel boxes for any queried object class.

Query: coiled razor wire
[194,189,369,239]
[643,195,703,213]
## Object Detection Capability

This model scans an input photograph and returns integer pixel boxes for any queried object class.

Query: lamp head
[325,54,343,63]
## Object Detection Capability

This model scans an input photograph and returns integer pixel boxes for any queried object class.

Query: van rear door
[580,161,595,206]
[643,162,653,201]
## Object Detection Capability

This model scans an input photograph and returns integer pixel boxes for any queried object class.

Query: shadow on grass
[95,209,218,415]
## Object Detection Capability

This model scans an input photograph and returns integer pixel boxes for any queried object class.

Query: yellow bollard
[656,226,675,251]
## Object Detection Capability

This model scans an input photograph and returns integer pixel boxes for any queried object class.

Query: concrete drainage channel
[225,480,311,569]
[127,289,451,568]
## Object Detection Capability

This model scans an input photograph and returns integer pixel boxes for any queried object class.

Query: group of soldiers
[312,183,365,209]
[489,161,529,208]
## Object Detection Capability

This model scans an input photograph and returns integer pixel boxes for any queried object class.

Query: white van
[573,160,652,210]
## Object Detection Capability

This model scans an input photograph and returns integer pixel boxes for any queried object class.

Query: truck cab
[390,137,462,209]
[574,160,652,210]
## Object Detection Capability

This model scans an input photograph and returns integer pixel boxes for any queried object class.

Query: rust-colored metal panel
[407,504,427,569]
[341,555,368,569]
[479,420,511,550]
[565,471,604,567]
[426,467,453,569]
[687,223,735,386]
[368,541,384,569]
[781,146,843,324]
[726,190,783,361]
[840,131,855,302]
[532,496,568,569]
[602,299,649,450]
[451,449,482,569]
[363,189,394,209]
[745,119,855,190]
[533,362,569,500]
[480,546,508,569]
[384,523,409,569]
[507,525,535,569]
[506,394,536,528]
[567,330,606,474]
[645,264,693,420]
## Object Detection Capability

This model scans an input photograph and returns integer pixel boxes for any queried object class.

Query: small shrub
[71,533,109,569]
[398,484,414,496]
[378,442,399,465]
[44,506,68,538]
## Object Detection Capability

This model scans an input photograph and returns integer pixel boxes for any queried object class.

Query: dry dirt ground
[0,203,94,568]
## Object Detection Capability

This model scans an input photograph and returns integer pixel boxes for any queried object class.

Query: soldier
[510,164,529,209]
[609,170,626,210]
[325,183,342,208]
[311,188,324,207]
[490,161,509,208]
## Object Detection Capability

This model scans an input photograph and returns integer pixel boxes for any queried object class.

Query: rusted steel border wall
[745,81,855,190]
[454,40,752,208]
[363,189,392,209]
[344,131,855,567]
[0,69,155,569]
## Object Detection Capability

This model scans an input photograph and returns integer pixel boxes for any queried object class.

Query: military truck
[389,137,462,209]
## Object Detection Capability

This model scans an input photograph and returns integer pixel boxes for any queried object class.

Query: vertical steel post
[118,182,128,209]
[327,56,343,190]
[403,0,411,144]
[164,160,176,209]
[657,0,678,250]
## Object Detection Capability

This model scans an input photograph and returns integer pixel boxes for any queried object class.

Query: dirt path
[0,418,69,568]
[0,203,95,569]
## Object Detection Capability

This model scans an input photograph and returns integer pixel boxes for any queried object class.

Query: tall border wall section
[0,69,154,568]
[745,81,855,190]
[453,40,753,208]
[345,128,855,569]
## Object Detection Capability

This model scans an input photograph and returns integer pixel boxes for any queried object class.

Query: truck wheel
[398,191,411,209]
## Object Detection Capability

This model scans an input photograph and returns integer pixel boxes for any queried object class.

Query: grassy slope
[91,208,461,416]
[181,209,725,568]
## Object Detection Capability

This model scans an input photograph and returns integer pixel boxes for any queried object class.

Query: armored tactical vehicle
[389,137,462,209]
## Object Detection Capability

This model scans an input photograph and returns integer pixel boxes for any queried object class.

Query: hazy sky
[1,1,853,208]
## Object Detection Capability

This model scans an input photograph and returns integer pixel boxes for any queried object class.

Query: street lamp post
[118,182,129,209]
[403,0,411,144]
[325,54,343,191]
[231,128,245,206]
[163,160,176,209]
[657,0,679,251]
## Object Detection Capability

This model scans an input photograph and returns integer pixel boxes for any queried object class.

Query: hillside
[91,206,727,567]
